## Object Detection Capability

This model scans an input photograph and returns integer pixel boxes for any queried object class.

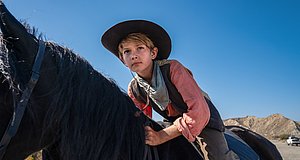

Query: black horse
[0,2,282,160]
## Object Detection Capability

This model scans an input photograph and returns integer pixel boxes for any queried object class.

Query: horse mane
[41,36,146,159]
[0,22,43,90]
[0,33,14,89]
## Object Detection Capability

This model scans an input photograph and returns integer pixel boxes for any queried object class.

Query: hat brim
[101,20,171,60]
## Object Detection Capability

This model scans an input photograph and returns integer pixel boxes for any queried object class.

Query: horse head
[0,1,40,81]
[0,2,62,159]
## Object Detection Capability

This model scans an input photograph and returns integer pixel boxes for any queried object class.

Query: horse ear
[0,2,38,64]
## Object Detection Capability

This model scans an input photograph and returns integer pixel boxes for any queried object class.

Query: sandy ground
[271,140,300,160]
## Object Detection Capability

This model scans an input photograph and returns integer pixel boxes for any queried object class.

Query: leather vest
[130,63,225,132]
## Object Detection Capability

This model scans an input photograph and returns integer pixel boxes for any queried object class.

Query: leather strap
[0,40,46,159]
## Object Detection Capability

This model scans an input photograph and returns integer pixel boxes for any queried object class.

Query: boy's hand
[144,125,181,146]
[145,126,165,146]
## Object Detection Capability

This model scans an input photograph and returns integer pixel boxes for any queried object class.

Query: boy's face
[120,41,158,78]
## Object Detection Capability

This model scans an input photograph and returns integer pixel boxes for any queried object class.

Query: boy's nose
[131,54,138,60]
[131,51,138,60]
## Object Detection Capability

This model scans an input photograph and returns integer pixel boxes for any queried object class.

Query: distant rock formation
[224,113,300,139]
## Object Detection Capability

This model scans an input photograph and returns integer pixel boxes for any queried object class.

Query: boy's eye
[137,46,145,51]
[123,50,130,54]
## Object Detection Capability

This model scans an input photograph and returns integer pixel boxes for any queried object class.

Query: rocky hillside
[224,113,300,139]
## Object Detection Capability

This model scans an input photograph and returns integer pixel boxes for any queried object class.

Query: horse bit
[0,40,46,159]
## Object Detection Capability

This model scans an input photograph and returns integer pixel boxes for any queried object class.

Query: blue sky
[3,0,299,121]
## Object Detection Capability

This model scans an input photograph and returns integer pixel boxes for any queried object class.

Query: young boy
[101,20,239,159]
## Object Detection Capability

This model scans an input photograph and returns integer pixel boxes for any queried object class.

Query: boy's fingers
[144,126,153,131]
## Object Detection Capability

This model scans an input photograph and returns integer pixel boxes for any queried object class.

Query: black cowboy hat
[101,20,171,60]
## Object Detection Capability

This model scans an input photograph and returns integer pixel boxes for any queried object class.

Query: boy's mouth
[132,62,142,67]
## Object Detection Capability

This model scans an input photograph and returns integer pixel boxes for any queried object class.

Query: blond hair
[118,33,155,59]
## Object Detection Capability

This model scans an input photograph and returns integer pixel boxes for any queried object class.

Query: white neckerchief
[135,61,169,111]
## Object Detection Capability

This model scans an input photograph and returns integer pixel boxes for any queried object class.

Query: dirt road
[272,140,300,160]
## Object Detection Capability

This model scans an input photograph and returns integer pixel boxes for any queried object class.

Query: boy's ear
[151,47,158,59]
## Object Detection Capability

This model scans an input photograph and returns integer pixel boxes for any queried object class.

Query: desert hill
[223,113,300,139]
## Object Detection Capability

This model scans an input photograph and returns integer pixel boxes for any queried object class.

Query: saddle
[226,125,282,160]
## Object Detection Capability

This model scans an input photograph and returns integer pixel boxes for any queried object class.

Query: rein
[135,106,159,160]
[0,40,46,159]
[141,119,159,160]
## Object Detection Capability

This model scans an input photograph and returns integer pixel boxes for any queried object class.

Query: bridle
[0,40,46,159]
